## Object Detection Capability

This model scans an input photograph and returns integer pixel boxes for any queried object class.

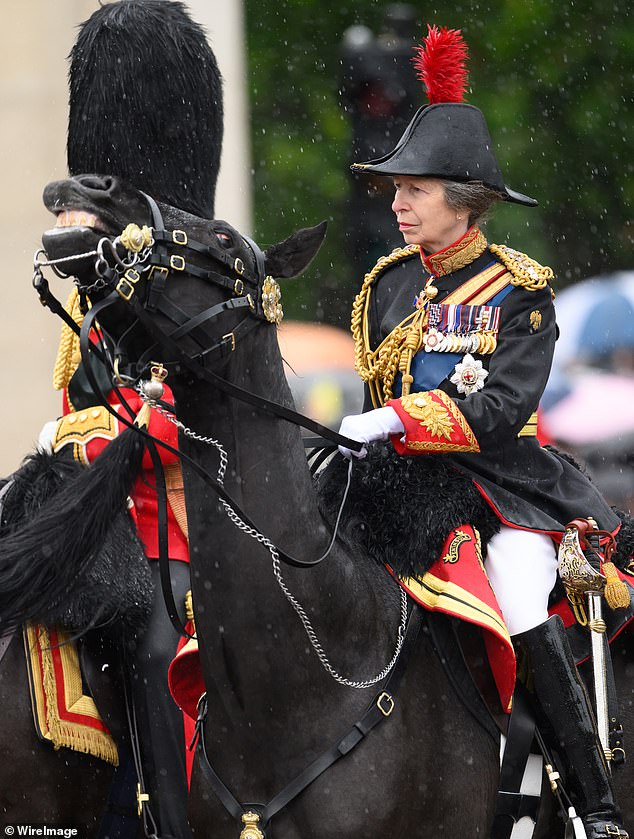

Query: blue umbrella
[544,271,634,409]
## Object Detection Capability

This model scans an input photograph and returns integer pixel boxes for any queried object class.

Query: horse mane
[0,430,152,634]
[68,0,223,217]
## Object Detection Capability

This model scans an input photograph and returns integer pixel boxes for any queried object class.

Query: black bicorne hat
[351,26,537,208]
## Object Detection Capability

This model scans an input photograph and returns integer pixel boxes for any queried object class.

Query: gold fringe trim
[26,625,118,766]
[52,288,84,391]
[489,244,554,294]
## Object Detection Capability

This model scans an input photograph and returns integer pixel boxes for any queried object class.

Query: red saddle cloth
[168,523,634,783]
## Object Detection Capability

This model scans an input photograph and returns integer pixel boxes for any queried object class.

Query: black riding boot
[515,615,628,839]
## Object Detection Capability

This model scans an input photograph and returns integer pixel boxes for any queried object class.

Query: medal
[450,353,488,395]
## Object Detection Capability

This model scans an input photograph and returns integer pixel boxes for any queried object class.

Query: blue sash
[394,284,514,396]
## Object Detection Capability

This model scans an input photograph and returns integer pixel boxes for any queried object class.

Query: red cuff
[387,390,480,455]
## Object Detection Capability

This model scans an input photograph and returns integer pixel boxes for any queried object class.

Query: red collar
[420,227,488,277]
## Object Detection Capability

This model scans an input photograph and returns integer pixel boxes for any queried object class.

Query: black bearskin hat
[351,25,536,207]
[67,0,223,218]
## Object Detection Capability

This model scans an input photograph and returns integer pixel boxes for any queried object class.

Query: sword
[557,518,611,771]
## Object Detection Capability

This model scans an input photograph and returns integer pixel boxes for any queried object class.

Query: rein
[75,293,354,571]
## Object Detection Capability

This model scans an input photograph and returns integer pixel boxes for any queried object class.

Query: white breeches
[485,525,559,637]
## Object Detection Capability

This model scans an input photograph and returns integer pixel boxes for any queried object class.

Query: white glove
[37,419,60,453]
[338,406,405,459]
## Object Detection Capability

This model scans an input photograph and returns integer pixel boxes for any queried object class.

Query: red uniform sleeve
[387,389,480,455]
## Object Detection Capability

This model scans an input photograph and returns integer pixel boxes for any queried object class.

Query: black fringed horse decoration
[0,1,223,833]
[33,170,634,838]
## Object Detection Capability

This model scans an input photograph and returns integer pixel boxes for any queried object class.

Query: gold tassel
[134,403,152,429]
[398,312,425,397]
[603,562,631,610]
[52,288,84,391]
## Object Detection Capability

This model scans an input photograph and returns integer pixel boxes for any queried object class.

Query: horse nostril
[76,175,115,193]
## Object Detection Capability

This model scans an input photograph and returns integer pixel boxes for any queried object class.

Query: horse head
[41,174,327,392]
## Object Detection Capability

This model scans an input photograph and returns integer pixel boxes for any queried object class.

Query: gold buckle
[170,254,185,271]
[116,268,141,301]
[149,265,169,283]
[234,278,244,295]
[172,229,188,245]
[136,783,149,816]
[247,293,255,310]
[116,278,135,301]
[234,257,245,276]
[377,691,394,717]
[223,332,236,352]
[606,826,621,837]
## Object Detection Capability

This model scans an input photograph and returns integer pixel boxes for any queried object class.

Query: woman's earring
[456,215,462,221]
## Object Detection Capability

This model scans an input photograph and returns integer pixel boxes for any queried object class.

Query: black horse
[34,172,634,837]
[0,442,150,832]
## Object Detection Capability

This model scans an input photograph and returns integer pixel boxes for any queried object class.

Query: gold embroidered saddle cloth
[23,624,118,765]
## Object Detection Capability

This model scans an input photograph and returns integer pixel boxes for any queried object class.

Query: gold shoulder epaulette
[489,244,554,293]
[52,406,117,453]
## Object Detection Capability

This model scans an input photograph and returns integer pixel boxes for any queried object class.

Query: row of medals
[417,282,498,355]
[423,328,498,354]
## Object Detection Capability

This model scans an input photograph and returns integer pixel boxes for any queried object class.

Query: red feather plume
[412,24,469,104]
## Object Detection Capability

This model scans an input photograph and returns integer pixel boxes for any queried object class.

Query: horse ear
[263,221,327,280]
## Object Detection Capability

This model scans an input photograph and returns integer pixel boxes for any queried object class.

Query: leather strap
[194,605,423,831]
[491,686,542,839]
[123,291,363,452]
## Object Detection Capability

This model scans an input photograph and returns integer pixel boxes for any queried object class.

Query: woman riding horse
[338,26,629,839]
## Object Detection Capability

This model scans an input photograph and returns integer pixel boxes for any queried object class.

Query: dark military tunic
[358,229,619,536]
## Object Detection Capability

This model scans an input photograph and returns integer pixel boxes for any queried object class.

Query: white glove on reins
[338,406,405,459]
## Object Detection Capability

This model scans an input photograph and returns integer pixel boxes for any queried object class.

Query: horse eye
[215,231,232,247]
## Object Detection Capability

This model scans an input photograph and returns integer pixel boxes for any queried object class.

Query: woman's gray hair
[442,180,503,227]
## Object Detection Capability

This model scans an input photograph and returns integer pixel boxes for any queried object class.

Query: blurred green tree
[245,0,634,326]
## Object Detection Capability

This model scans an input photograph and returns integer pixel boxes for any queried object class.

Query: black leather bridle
[59,191,362,454]
[34,193,363,587]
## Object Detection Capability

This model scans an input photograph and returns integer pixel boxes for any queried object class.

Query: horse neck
[173,325,323,550]
[171,326,397,695]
